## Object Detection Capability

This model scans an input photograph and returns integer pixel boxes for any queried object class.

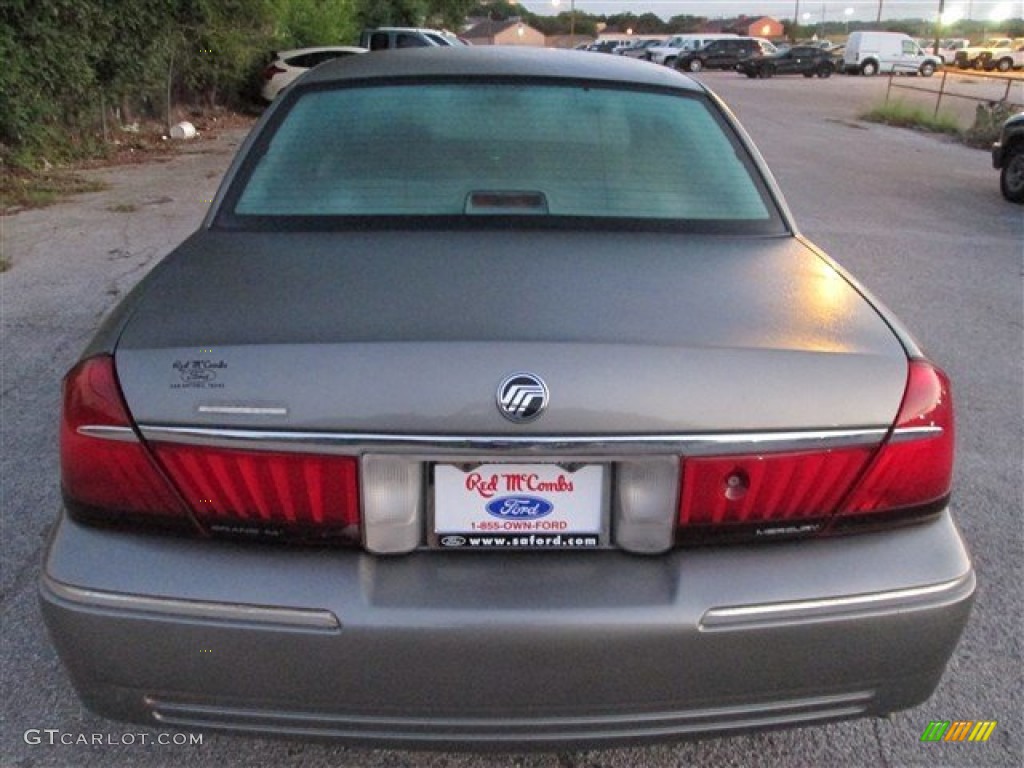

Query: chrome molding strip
[700,572,975,631]
[197,405,289,416]
[41,574,340,631]
[76,425,137,442]
[890,425,943,444]
[134,425,890,458]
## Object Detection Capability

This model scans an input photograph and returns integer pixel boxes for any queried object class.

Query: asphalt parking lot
[1,70,1021,768]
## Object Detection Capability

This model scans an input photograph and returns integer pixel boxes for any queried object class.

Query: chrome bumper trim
[76,425,137,442]
[41,574,340,631]
[700,571,975,630]
[134,425,890,457]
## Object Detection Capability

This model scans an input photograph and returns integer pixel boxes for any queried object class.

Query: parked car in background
[616,38,666,58]
[41,46,975,751]
[829,45,847,72]
[920,37,970,64]
[588,38,629,53]
[992,111,1024,202]
[844,31,941,76]
[736,45,834,78]
[260,46,367,101]
[795,38,835,50]
[647,33,738,66]
[954,38,1016,69]
[977,39,1024,72]
[676,37,776,72]
[359,27,465,50]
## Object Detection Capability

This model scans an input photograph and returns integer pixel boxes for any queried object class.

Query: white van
[647,34,737,67]
[844,31,942,76]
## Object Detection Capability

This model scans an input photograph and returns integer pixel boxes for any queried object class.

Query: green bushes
[861,101,963,136]
[0,0,363,169]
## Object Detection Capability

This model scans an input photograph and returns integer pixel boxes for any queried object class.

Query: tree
[425,0,475,29]
[355,0,426,28]
[272,0,359,47]
[666,15,706,33]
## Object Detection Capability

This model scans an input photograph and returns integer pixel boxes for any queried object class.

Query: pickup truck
[954,38,1019,69]
[920,37,970,64]
[646,34,737,67]
[992,111,1024,202]
[979,40,1024,72]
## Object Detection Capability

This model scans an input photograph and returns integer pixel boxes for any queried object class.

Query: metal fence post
[934,70,948,118]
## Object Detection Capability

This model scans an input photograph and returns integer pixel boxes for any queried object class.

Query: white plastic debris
[169,122,197,140]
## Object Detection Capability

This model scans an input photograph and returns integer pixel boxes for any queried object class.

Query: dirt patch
[0,170,109,215]
[1,110,256,215]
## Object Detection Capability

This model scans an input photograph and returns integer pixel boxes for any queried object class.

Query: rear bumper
[40,511,974,749]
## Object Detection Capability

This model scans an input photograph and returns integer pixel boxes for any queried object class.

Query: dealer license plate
[433,463,605,550]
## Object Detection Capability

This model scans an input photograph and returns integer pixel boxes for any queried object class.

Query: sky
[519,1,1024,23]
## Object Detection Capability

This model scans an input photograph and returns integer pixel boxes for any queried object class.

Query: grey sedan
[43,47,974,750]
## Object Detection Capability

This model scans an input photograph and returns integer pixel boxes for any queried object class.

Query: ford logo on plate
[486,496,554,520]
[440,535,467,547]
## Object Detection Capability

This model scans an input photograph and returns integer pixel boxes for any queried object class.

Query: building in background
[463,18,546,46]
[702,15,785,39]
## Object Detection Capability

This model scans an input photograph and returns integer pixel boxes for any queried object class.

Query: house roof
[463,19,530,39]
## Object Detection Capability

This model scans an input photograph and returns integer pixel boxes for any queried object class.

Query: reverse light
[615,459,679,554]
[60,356,188,519]
[361,455,423,554]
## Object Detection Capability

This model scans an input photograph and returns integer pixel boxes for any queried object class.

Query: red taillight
[262,64,286,81]
[62,355,360,539]
[61,356,187,517]
[677,360,954,536]
[151,444,360,530]
[839,360,954,516]
[679,447,874,528]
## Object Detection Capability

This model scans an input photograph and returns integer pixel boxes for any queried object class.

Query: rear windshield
[221,81,783,232]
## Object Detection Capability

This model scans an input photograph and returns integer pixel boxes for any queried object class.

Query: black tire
[745,71,757,78]
[919,62,936,77]
[860,60,878,76]
[996,58,1012,72]
[688,58,703,73]
[665,57,676,68]
[1000,145,1024,204]
[759,64,773,79]
[817,63,832,78]
[803,71,815,78]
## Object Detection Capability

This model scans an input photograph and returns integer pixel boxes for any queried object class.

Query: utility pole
[876,1,883,24]
[932,0,946,55]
